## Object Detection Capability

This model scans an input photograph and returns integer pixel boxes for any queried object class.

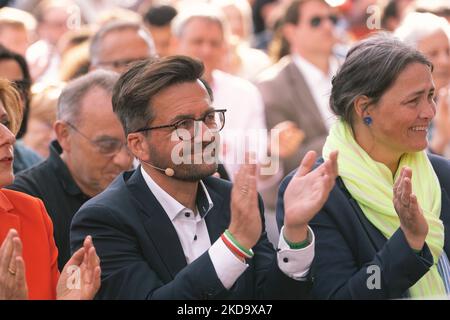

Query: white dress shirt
[141,166,315,289]
[211,69,281,191]
[293,54,339,130]
[211,70,267,176]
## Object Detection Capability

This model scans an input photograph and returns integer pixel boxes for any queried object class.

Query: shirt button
[185,212,190,218]
[194,235,197,241]
[283,257,289,263]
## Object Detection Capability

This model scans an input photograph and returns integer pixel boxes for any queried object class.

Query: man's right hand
[228,158,262,255]
[283,150,338,243]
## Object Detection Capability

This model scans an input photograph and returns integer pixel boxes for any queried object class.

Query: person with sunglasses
[70,55,339,299]
[257,0,341,177]
[7,70,133,271]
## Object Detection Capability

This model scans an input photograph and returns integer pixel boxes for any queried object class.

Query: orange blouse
[0,189,59,300]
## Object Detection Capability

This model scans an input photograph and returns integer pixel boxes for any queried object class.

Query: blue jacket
[71,167,311,300]
[276,153,450,299]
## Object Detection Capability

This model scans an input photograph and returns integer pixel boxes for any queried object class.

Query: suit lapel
[126,169,187,278]
[285,59,327,133]
[439,187,450,255]
[336,177,386,251]
[202,177,229,244]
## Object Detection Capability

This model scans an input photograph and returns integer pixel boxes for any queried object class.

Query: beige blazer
[256,55,329,174]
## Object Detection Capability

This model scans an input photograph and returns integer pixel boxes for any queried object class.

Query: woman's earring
[363,116,372,126]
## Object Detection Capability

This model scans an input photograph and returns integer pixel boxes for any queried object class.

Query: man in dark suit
[256,0,341,175]
[70,55,339,299]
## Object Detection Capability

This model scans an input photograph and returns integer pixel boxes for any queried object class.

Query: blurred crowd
[0,0,450,266]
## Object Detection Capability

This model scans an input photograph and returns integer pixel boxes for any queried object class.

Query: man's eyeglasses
[310,14,339,28]
[134,109,226,141]
[65,122,129,156]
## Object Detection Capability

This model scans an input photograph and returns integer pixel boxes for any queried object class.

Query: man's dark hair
[0,44,31,139]
[112,55,213,135]
[330,33,433,126]
[143,5,178,27]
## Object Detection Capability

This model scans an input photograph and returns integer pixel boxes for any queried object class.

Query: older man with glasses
[7,70,133,271]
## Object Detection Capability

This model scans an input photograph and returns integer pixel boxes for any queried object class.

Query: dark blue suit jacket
[70,167,311,300]
[276,153,450,299]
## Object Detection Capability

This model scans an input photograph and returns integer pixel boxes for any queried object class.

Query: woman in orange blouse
[0,79,100,300]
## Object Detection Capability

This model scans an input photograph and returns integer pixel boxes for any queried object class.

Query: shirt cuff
[277,226,315,280]
[209,237,249,289]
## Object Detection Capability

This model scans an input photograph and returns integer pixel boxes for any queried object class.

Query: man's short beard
[172,163,218,181]
[149,143,219,181]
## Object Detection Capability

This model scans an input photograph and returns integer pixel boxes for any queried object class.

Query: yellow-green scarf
[322,120,445,298]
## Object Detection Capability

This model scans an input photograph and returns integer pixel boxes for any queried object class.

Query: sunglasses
[310,14,339,28]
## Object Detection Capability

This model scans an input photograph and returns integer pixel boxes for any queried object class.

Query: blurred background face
[0,101,16,187]
[64,86,133,196]
[222,4,245,40]
[147,25,173,57]
[94,28,151,73]
[0,25,29,56]
[22,86,58,158]
[417,30,450,91]
[0,59,23,85]
[290,0,337,56]
[38,6,70,46]
[175,18,226,80]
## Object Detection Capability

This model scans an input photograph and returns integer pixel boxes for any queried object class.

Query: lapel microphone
[140,159,175,177]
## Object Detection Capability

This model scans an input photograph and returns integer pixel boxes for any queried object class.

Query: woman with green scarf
[277,33,450,299]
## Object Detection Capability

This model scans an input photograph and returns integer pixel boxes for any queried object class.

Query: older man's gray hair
[57,69,119,124]
[171,3,230,40]
[394,12,450,47]
[89,20,156,67]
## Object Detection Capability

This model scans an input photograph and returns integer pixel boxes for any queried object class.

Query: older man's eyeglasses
[65,122,129,156]
[134,109,226,141]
